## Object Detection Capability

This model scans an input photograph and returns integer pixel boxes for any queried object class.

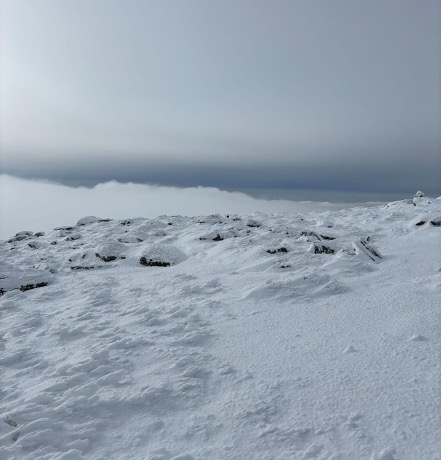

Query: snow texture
[0,194,440,459]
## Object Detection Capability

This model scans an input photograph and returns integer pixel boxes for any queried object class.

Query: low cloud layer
[1,175,370,240]
[3,144,440,200]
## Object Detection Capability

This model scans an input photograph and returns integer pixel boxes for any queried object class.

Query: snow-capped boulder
[95,241,127,262]
[246,218,262,228]
[77,216,100,226]
[198,229,239,241]
[267,247,288,254]
[413,190,431,206]
[68,249,106,270]
[138,245,187,267]
[66,233,81,241]
[351,238,382,262]
[196,214,226,225]
[7,231,33,243]
[0,265,53,295]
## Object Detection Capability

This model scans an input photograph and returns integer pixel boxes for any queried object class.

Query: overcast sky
[1,0,440,200]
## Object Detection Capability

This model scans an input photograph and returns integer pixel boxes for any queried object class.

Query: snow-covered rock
[95,241,127,262]
[76,216,100,226]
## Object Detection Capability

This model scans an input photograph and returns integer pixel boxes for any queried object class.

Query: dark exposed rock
[213,234,224,241]
[120,220,132,226]
[50,241,58,245]
[139,257,170,267]
[267,247,288,254]
[34,232,45,237]
[314,245,335,254]
[71,266,98,270]
[54,226,73,231]
[300,231,321,240]
[19,282,48,292]
[320,235,336,241]
[95,253,117,262]
[431,219,441,227]
[66,234,81,241]
[415,221,426,226]
[358,238,382,261]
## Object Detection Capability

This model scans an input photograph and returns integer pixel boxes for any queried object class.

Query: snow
[0,194,440,459]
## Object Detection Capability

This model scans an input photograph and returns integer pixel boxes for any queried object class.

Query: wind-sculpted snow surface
[0,194,440,459]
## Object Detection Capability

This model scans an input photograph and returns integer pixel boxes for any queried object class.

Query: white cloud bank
[0,175,367,240]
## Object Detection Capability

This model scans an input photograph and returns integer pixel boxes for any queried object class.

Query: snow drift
[0,192,440,459]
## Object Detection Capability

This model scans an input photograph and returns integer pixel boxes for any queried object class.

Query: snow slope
[0,193,440,459]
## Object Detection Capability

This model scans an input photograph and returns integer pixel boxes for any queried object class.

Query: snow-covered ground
[0,192,440,460]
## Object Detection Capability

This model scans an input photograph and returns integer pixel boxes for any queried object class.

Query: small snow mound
[77,216,100,226]
[196,214,226,225]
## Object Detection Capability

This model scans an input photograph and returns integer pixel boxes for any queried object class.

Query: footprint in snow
[409,334,427,342]
[3,415,17,427]
[371,446,397,460]
[343,345,358,354]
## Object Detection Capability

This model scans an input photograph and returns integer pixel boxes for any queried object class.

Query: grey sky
[1,0,440,200]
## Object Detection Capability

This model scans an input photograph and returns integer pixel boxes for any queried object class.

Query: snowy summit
[0,193,440,459]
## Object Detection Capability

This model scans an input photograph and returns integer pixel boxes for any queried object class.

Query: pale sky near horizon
[1,0,440,200]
